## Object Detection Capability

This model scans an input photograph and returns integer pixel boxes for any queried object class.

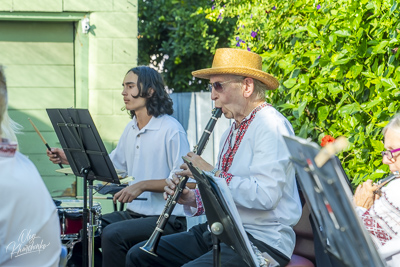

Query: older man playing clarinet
[126,48,302,267]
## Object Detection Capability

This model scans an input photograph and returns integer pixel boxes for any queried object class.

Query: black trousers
[126,222,290,267]
[68,210,186,267]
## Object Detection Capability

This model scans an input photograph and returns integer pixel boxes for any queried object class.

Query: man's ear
[148,88,155,97]
[243,78,254,98]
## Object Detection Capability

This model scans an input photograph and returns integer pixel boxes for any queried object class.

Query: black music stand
[47,108,120,267]
[184,159,275,267]
[282,135,385,267]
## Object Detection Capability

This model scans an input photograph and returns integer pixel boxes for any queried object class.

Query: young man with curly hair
[47,66,190,267]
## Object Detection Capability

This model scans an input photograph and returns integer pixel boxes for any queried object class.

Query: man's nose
[382,154,393,165]
[211,87,218,100]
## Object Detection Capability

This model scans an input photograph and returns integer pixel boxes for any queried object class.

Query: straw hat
[192,48,279,90]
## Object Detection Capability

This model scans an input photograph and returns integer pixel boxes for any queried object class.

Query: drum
[56,199,102,239]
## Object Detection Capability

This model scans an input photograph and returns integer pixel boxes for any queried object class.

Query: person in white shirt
[47,66,191,267]
[353,113,400,266]
[126,48,302,267]
[0,65,62,267]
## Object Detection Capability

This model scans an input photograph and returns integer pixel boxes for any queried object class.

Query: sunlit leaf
[334,30,351,37]
[318,105,329,121]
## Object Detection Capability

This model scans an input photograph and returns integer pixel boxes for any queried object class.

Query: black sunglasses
[207,79,238,92]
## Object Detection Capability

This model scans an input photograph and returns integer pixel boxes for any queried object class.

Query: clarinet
[373,171,400,195]
[140,108,223,256]
[374,171,400,186]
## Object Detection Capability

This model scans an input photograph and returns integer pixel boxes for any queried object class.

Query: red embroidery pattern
[362,209,393,246]
[193,188,204,216]
[220,102,270,185]
[193,102,271,214]
[0,138,17,157]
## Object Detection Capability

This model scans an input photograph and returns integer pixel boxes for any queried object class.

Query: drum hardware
[57,199,102,240]
[56,199,102,263]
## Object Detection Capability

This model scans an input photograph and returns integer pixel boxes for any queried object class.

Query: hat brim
[192,67,279,90]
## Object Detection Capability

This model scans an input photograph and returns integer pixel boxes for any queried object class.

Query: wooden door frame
[0,12,90,108]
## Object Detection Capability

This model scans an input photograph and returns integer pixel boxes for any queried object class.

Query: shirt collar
[0,138,17,157]
[234,102,267,128]
[131,115,163,132]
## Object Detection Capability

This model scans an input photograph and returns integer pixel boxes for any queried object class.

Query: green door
[0,20,76,197]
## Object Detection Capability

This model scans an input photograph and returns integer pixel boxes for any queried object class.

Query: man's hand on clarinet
[164,174,196,207]
[46,148,69,165]
[353,180,380,209]
[181,152,214,173]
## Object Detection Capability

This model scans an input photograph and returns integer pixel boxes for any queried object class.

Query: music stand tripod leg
[88,179,95,267]
[81,168,89,267]
[81,167,95,267]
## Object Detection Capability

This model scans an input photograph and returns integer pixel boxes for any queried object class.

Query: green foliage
[138,0,236,92]
[211,0,400,184]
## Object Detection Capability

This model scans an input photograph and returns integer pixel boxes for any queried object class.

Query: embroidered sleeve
[361,209,392,248]
[193,188,204,216]
[219,171,234,185]
[360,191,400,249]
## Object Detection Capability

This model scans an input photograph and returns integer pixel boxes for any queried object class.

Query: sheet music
[205,172,279,267]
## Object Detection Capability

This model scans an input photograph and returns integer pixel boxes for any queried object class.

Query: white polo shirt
[109,114,190,216]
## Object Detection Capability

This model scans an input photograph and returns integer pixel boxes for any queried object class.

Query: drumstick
[28,118,64,170]
[76,196,147,200]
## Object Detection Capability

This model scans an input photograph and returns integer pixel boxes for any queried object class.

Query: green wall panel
[5,66,74,87]
[113,0,137,12]
[62,0,91,12]
[17,132,60,154]
[0,20,75,198]
[0,43,73,65]
[0,1,12,11]
[112,39,137,63]
[90,38,113,63]
[0,21,72,42]
[8,87,74,109]
[8,109,54,131]
[92,114,130,147]
[63,0,112,12]
[89,64,133,89]
[12,0,63,12]
[90,12,137,38]
[89,90,114,115]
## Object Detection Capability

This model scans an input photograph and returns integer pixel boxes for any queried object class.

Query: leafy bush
[211,0,400,184]
[138,0,236,92]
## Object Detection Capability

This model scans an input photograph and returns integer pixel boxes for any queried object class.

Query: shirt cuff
[184,188,204,216]
[219,171,234,186]
[355,206,367,216]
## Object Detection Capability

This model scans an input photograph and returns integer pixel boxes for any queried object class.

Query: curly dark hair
[125,66,173,119]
